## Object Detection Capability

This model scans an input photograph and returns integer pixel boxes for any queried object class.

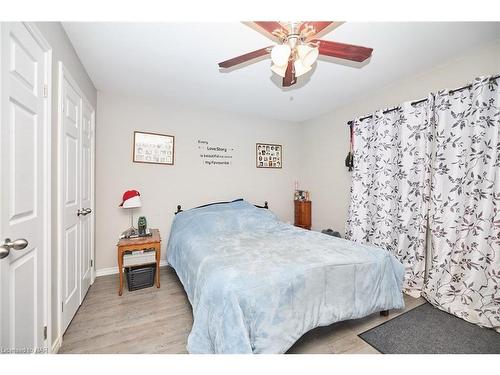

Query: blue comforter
[167,200,405,354]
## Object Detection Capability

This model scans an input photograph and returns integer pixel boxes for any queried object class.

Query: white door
[0,23,50,352]
[60,66,81,333]
[59,64,94,334]
[80,100,93,299]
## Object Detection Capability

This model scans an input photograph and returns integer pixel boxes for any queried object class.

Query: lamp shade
[294,59,312,77]
[297,44,319,67]
[271,64,287,77]
[271,44,291,67]
[120,189,142,208]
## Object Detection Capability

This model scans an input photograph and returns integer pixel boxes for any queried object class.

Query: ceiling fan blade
[299,22,333,38]
[313,39,373,62]
[282,60,297,87]
[218,46,272,69]
[253,21,289,40]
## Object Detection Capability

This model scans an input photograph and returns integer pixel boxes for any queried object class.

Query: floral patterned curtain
[423,76,500,330]
[345,98,433,297]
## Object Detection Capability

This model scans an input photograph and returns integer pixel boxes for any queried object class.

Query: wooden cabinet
[117,229,161,296]
[294,201,312,230]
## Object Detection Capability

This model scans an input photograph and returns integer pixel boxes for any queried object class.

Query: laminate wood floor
[59,266,425,354]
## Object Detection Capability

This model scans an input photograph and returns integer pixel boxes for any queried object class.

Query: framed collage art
[256,143,282,168]
[133,131,175,165]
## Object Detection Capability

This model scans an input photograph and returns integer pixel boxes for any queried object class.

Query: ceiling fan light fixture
[271,63,287,77]
[271,44,291,67]
[297,44,319,67]
[294,59,312,77]
[217,21,373,88]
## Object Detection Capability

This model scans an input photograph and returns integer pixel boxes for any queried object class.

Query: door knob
[0,238,29,259]
[77,208,92,216]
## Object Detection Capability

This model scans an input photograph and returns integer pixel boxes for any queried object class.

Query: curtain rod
[348,74,500,125]
[449,74,500,94]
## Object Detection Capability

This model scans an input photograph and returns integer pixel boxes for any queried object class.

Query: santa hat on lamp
[119,189,142,208]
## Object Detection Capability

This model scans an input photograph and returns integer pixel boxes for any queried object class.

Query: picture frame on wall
[256,143,282,169]
[133,131,175,165]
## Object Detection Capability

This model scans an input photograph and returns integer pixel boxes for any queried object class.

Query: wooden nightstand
[116,228,161,296]
[294,201,312,230]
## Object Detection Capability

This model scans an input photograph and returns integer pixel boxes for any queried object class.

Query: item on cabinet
[122,228,151,240]
[138,216,148,236]
[294,200,312,230]
[294,189,310,201]
[119,189,142,238]
[321,229,341,238]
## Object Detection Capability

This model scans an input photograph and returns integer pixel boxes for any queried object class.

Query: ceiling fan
[218,22,373,87]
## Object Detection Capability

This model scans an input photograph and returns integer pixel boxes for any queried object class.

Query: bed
[167,199,405,354]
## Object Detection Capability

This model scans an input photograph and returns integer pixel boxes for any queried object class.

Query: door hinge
[91,259,93,267]
[62,302,64,312]
[43,326,47,340]
[42,84,48,98]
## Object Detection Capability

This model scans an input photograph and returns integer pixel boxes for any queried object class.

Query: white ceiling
[63,22,500,122]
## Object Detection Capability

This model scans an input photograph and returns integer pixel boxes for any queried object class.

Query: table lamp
[119,189,142,237]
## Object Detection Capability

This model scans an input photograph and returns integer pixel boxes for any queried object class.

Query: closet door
[59,63,95,335]
[60,65,82,333]
[80,100,94,299]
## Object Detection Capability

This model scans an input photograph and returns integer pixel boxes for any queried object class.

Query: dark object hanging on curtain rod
[345,121,354,171]
[345,151,354,172]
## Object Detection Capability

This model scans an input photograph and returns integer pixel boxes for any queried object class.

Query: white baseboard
[95,260,169,278]
[51,335,62,354]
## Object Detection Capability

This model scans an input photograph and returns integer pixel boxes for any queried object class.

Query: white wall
[95,92,301,272]
[35,23,97,108]
[300,39,500,235]
[33,22,97,349]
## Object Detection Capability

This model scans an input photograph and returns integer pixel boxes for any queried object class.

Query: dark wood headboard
[175,201,268,215]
